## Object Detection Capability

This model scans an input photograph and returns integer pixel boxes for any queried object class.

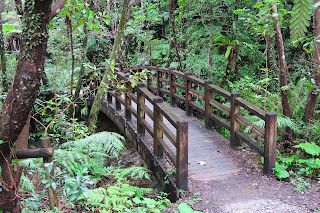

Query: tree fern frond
[290,0,312,42]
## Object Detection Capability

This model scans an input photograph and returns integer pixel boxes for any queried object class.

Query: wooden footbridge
[89,65,277,201]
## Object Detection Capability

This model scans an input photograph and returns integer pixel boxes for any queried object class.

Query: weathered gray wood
[209,99,230,115]
[156,65,163,97]
[169,67,176,106]
[264,112,277,175]
[235,131,264,156]
[137,83,145,135]
[185,72,193,116]
[235,97,266,119]
[208,84,231,99]
[235,114,265,137]
[158,121,176,147]
[189,88,205,100]
[205,80,214,129]
[230,92,241,147]
[125,81,132,121]
[209,113,231,131]
[176,120,188,191]
[154,96,164,157]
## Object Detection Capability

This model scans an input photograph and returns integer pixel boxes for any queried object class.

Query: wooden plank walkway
[112,95,239,181]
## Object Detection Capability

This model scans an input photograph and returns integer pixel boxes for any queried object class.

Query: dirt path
[185,145,320,213]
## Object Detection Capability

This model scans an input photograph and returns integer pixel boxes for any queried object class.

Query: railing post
[176,120,188,191]
[156,65,163,97]
[125,74,132,121]
[153,96,164,157]
[169,67,176,106]
[138,64,142,82]
[115,92,121,112]
[185,72,193,116]
[230,92,241,147]
[40,136,58,210]
[107,92,112,103]
[264,112,277,175]
[205,80,214,129]
[146,63,152,91]
[137,83,145,135]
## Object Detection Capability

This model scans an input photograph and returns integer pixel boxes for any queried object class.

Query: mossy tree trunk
[0,10,8,92]
[0,0,53,211]
[88,0,130,134]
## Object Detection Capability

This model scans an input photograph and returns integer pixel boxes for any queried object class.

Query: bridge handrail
[107,76,189,190]
[126,64,276,175]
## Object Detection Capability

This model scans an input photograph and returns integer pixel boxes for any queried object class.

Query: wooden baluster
[137,83,145,135]
[169,67,176,106]
[264,112,277,175]
[125,74,132,121]
[230,92,241,147]
[40,136,58,210]
[176,120,188,191]
[115,91,121,112]
[156,64,163,97]
[185,72,193,116]
[146,63,152,91]
[107,92,112,103]
[138,64,142,82]
[153,96,164,157]
[205,80,214,129]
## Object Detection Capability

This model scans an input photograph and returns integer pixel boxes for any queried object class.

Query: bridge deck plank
[110,95,239,181]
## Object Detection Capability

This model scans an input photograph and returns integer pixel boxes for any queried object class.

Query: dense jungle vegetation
[0,0,320,212]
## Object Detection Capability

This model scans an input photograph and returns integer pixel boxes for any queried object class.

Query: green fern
[83,184,166,212]
[55,132,125,176]
[290,0,312,42]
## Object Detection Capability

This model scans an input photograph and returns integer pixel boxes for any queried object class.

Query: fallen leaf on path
[197,161,206,166]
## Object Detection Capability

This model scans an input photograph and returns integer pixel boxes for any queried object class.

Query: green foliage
[294,142,320,156]
[290,0,312,42]
[82,184,170,212]
[275,140,320,191]
[178,202,203,213]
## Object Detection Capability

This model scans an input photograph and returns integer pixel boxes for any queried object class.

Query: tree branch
[50,0,67,20]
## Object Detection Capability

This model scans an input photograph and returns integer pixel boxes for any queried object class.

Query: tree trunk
[303,0,320,122]
[74,23,88,101]
[271,5,293,119]
[66,15,75,95]
[0,11,8,92]
[88,0,130,134]
[0,0,53,210]
[272,4,294,139]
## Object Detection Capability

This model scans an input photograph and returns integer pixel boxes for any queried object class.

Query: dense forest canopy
[0,0,319,211]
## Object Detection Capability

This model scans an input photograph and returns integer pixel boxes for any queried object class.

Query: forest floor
[174,143,320,213]
[97,113,320,213]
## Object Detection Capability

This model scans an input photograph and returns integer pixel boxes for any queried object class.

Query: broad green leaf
[294,142,320,156]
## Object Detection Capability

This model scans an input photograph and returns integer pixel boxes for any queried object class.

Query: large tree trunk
[271,5,293,119]
[88,0,130,134]
[271,4,294,139]
[0,0,53,211]
[303,0,320,122]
